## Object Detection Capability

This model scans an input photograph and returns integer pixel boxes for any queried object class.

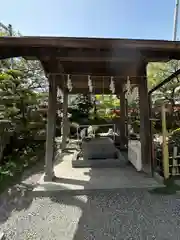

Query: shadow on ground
[47,145,178,239]
[0,142,79,226]
[49,167,180,240]
[0,142,76,225]
[0,159,44,225]
[1,142,177,239]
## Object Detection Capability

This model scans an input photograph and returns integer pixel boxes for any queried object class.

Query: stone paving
[1,189,180,239]
[35,151,163,194]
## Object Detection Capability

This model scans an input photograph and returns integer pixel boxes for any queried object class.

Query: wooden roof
[1,36,180,93]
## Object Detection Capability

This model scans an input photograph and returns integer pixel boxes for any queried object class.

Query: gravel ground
[0,147,180,240]
[0,160,44,227]
[0,187,180,239]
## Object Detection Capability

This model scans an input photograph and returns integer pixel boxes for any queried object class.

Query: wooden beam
[57,57,138,62]
[41,58,64,75]
[1,36,180,51]
[55,47,142,62]
[62,88,116,94]
[61,92,69,151]
[138,62,151,173]
[0,46,142,62]
[59,62,139,78]
[119,90,126,147]
[1,37,180,62]
[44,75,57,181]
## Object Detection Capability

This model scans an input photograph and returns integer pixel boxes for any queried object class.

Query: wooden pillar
[44,75,57,181]
[138,62,151,173]
[120,90,126,147]
[61,91,68,151]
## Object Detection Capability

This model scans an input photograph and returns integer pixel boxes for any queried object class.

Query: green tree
[148,60,180,130]
[0,27,51,190]
[69,94,93,123]
[148,60,180,105]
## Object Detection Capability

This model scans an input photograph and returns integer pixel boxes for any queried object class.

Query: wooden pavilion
[1,36,180,181]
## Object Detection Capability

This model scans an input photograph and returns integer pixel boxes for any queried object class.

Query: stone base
[72,149,128,168]
[34,166,164,197]
[72,158,128,168]
[33,150,164,196]
[82,137,117,160]
[43,171,55,182]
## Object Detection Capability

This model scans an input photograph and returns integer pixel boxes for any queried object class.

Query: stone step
[33,183,162,197]
[72,158,128,168]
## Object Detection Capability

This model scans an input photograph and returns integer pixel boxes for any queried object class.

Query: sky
[0,0,179,40]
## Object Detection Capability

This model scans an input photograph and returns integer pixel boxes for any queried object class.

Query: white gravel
[0,189,180,239]
[0,155,180,240]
